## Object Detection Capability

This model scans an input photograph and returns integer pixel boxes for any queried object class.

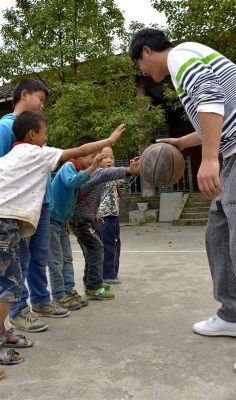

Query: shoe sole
[8,322,48,333]
[32,311,70,318]
[193,328,236,337]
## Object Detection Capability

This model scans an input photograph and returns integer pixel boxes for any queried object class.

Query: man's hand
[156,137,184,151]
[109,124,126,145]
[197,159,222,199]
[127,156,140,175]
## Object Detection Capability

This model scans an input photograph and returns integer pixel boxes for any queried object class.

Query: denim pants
[9,205,51,316]
[206,153,236,322]
[0,219,22,303]
[48,219,75,299]
[99,216,121,280]
[71,220,104,290]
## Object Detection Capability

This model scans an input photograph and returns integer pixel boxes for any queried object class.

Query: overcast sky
[0,0,166,28]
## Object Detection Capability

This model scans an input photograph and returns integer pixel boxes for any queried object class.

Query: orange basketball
[139,143,185,187]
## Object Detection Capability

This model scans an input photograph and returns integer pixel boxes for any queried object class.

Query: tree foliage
[151,0,236,61]
[0,0,125,82]
[46,55,165,155]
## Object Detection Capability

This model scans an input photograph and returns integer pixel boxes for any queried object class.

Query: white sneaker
[193,315,236,336]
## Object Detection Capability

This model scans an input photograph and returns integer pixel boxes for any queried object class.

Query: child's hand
[96,215,104,224]
[65,220,72,235]
[87,153,105,175]
[109,124,126,144]
[127,156,140,175]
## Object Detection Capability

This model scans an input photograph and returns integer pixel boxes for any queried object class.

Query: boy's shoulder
[0,113,16,129]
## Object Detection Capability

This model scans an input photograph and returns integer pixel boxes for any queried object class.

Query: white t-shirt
[0,143,63,238]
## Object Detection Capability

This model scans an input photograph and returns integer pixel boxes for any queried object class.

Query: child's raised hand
[92,153,105,168]
[109,124,126,144]
[127,156,140,175]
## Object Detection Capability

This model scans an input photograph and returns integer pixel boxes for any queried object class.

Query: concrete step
[186,200,211,207]
[181,212,209,219]
[173,218,208,226]
[184,206,210,213]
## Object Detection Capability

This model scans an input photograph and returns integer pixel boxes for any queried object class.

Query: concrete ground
[1,223,236,400]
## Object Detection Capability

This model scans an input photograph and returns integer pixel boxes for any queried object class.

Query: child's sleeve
[86,167,127,187]
[168,47,225,116]
[60,163,90,189]
[0,122,15,156]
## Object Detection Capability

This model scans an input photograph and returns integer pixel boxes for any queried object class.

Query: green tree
[0,1,165,154]
[0,0,125,83]
[151,0,236,61]
[46,54,165,155]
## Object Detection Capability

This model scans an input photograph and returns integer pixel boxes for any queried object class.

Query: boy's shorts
[0,218,22,303]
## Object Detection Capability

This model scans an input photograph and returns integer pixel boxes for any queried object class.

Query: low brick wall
[119,196,160,222]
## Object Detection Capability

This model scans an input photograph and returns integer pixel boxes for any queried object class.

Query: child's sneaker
[9,306,48,333]
[32,302,70,318]
[69,290,88,307]
[53,293,83,311]
[85,287,115,300]
[102,282,111,290]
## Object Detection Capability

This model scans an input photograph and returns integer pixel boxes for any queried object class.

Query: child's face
[100,147,115,168]
[30,122,48,146]
[76,153,96,170]
[22,90,46,112]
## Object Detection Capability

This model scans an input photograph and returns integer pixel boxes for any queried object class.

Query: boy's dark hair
[13,111,48,141]
[75,135,99,147]
[13,78,49,107]
[129,28,173,63]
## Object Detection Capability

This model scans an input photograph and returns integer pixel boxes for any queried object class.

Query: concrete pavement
[1,223,236,400]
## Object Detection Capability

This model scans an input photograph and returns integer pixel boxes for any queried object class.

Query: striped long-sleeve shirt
[167,42,236,157]
[71,167,128,222]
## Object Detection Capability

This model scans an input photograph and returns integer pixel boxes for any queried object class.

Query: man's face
[136,47,165,83]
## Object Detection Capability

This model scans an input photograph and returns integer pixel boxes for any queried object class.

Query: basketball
[139,143,185,187]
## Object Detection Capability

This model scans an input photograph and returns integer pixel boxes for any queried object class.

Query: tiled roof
[0,85,13,102]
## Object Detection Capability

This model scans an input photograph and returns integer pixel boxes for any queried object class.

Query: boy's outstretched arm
[127,157,140,175]
[60,124,125,161]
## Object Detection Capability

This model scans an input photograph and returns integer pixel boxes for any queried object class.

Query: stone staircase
[173,192,211,226]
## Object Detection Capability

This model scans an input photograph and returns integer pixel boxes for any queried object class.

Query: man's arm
[197,112,223,199]
[156,131,201,151]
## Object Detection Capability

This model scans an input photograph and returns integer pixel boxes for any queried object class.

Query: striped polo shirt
[167,42,236,157]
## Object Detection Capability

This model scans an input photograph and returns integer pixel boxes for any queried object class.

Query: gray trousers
[206,153,236,322]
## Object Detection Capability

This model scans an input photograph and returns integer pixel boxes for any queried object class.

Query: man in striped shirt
[129,28,236,337]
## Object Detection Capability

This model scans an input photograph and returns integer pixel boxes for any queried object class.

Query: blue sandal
[0,328,33,348]
[0,348,25,365]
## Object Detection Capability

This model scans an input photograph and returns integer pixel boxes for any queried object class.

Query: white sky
[0,0,166,28]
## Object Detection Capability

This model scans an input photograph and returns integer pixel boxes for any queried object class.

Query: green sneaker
[102,282,110,290]
[85,287,115,300]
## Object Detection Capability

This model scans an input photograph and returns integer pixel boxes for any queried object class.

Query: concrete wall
[119,196,160,222]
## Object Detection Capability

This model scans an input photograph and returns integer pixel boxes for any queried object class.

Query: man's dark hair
[129,28,173,63]
[13,111,48,141]
[74,135,99,147]
[13,78,49,107]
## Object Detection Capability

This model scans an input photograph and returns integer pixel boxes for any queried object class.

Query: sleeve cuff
[197,103,225,116]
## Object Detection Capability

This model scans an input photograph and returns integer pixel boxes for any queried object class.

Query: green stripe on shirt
[176,52,220,83]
